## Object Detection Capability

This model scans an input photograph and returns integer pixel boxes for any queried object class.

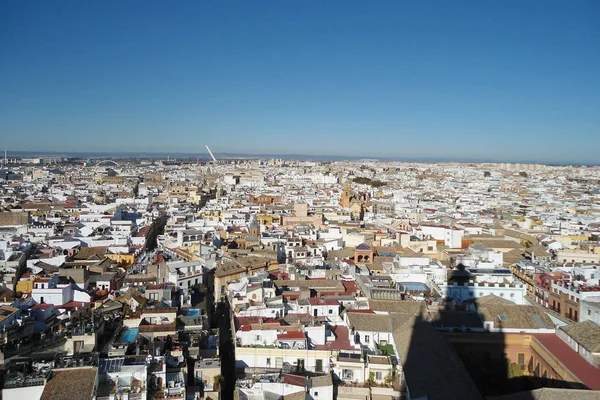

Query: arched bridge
[96,160,120,167]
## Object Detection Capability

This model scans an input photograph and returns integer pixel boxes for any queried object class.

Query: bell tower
[339,182,353,207]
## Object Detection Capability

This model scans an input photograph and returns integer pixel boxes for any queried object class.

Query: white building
[441,281,526,305]
[419,224,464,249]
[581,296,600,325]
[166,260,204,292]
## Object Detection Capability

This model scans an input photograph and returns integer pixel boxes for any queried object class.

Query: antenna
[205,145,217,162]
[4,145,6,165]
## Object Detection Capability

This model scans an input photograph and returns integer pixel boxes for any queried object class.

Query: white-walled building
[441,281,526,305]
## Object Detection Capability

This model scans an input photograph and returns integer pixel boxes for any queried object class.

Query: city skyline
[2,148,599,166]
[2,1,599,163]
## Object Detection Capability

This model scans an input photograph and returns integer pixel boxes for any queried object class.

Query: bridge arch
[96,160,119,167]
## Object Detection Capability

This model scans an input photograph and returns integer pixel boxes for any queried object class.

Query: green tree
[508,363,524,379]
[484,171,491,177]
[367,371,376,386]
[384,372,394,385]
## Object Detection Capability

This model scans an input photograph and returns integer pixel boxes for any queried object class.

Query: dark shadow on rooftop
[396,284,596,400]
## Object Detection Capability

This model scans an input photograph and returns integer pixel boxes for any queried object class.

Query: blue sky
[1,1,599,162]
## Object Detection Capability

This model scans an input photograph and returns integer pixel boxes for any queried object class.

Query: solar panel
[99,357,125,373]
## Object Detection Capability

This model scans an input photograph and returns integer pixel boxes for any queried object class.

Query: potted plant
[213,375,224,391]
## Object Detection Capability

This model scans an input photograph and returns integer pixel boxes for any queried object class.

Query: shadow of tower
[395,284,592,400]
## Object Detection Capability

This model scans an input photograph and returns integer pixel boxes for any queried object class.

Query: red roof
[57,301,88,311]
[342,280,357,292]
[136,226,152,237]
[32,304,52,310]
[277,331,306,340]
[271,271,289,280]
[314,325,354,351]
[307,298,339,306]
[283,374,307,387]
[235,316,283,329]
[533,333,600,390]
[282,292,300,300]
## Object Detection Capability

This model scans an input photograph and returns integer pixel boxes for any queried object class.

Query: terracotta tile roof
[368,300,425,315]
[488,387,600,400]
[346,309,375,314]
[72,246,108,260]
[307,298,339,306]
[478,303,554,330]
[41,367,97,400]
[347,312,393,333]
[559,320,600,353]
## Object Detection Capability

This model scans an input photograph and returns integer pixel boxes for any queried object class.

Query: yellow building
[106,253,136,266]
[256,214,281,225]
[16,279,34,294]
[339,183,353,208]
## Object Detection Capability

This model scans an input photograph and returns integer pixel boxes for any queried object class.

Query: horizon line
[3,149,597,167]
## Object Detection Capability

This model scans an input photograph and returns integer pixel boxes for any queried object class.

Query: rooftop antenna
[4,145,6,165]
[205,145,217,162]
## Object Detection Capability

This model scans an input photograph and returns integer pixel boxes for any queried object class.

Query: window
[266,358,271,366]
[589,310,592,316]
[518,353,525,370]
[328,309,333,314]
[314,392,318,397]
[375,371,383,380]
[256,335,261,341]
[342,369,354,380]
[364,335,370,343]
[315,359,323,372]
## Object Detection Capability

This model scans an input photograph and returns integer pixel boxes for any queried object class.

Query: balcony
[152,390,185,400]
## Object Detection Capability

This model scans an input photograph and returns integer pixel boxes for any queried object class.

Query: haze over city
[2,1,599,163]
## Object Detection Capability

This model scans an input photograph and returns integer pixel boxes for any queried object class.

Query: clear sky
[2,1,599,163]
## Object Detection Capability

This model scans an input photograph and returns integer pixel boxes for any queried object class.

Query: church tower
[339,182,353,208]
